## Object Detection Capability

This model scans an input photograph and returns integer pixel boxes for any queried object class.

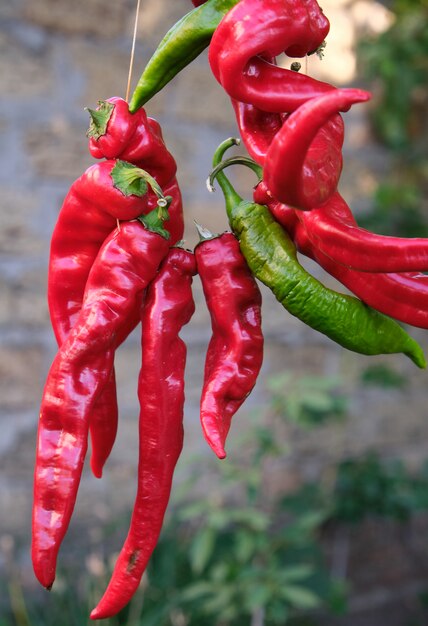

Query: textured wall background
[1,0,427,622]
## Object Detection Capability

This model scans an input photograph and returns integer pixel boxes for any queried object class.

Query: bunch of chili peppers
[33,0,428,619]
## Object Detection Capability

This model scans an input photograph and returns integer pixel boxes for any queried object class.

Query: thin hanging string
[125,0,142,102]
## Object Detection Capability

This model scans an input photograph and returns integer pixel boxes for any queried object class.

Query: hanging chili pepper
[33,206,172,591]
[209,0,335,114]
[208,139,425,367]
[271,204,428,329]
[296,192,428,273]
[128,0,242,112]
[48,159,183,479]
[263,89,370,210]
[232,93,346,211]
[87,97,177,187]
[90,247,197,620]
[194,227,264,459]
[241,87,428,271]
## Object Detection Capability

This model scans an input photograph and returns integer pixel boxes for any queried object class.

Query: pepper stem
[194,221,216,242]
[208,139,263,219]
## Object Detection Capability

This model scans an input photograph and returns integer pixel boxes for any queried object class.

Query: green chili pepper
[208,139,426,368]
[129,0,241,113]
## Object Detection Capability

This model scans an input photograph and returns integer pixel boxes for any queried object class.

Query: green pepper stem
[208,138,243,218]
[208,138,263,219]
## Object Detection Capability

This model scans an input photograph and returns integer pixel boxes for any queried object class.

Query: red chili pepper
[33,211,171,590]
[209,0,334,114]
[87,97,177,187]
[195,227,264,459]
[90,247,197,620]
[296,192,428,272]
[231,99,284,164]
[264,196,428,328]
[48,159,183,478]
[263,89,370,209]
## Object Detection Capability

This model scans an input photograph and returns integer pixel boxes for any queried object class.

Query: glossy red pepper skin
[90,248,197,620]
[195,232,264,459]
[88,97,177,187]
[209,0,334,114]
[33,219,171,590]
[48,160,183,479]
[297,193,428,273]
[231,99,284,164]
[263,89,370,209]
[263,196,428,329]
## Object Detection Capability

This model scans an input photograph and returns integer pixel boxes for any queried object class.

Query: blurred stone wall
[0,0,427,621]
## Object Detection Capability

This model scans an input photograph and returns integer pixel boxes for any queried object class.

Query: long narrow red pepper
[297,193,428,272]
[195,228,264,459]
[33,211,171,590]
[209,0,334,113]
[263,89,370,210]
[271,203,428,329]
[48,160,183,479]
[91,247,197,620]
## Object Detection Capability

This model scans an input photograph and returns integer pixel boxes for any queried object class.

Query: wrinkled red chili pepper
[90,247,197,620]
[33,210,171,590]
[48,158,183,478]
[195,228,264,459]
[263,89,370,209]
[209,0,334,114]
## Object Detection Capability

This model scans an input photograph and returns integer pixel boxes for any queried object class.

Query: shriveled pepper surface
[31,0,428,619]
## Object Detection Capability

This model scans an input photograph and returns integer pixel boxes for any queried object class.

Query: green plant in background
[136,372,349,626]
[357,182,428,237]
[3,365,428,626]
[358,0,428,153]
[357,0,428,237]
[266,373,347,428]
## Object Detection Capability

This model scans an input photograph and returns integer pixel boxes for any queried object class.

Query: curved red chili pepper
[209,0,334,114]
[296,192,428,273]
[33,217,171,590]
[233,95,346,212]
[195,230,264,459]
[48,160,183,478]
[263,89,370,209]
[90,247,197,620]
[263,196,428,328]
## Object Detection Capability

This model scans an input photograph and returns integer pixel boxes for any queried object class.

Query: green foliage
[360,363,409,389]
[357,181,428,237]
[358,2,428,152]
[332,453,428,524]
[5,369,428,626]
[266,373,347,428]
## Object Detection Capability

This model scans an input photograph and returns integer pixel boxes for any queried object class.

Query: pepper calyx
[137,201,171,240]
[85,100,115,140]
[111,160,166,199]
